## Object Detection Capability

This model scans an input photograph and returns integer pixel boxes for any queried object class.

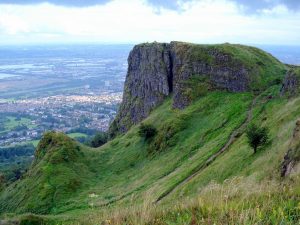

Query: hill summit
[0,132,95,214]
[110,42,286,135]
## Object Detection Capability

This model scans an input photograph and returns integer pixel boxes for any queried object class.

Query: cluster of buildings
[0,93,122,146]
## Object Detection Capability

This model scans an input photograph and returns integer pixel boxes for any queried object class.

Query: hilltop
[110,42,286,134]
[0,42,299,224]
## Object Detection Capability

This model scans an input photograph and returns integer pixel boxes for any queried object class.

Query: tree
[246,124,269,154]
[90,132,108,148]
[138,123,157,140]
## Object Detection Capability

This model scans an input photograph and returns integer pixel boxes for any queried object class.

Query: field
[26,133,88,147]
[5,116,35,129]
[67,133,88,139]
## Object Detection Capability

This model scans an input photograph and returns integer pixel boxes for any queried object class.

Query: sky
[0,0,299,45]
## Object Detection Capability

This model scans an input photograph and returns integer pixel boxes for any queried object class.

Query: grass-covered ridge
[173,42,287,92]
[0,132,96,214]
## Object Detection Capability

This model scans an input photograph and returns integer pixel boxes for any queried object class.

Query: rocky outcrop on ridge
[281,119,300,177]
[280,67,300,97]
[110,42,286,135]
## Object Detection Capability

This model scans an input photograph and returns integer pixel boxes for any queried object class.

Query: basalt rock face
[111,43,173,133]
[110,42,286,134]
[281,120,300,177]
[170,42,250,109]
[280,68,300,97]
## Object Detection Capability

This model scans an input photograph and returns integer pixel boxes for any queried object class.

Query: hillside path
[155,96,258,203]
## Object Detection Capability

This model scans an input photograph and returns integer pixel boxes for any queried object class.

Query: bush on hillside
[246,124,269,154]
[138,123,157,140]
[89,132,108,148]
[19,214,47,225]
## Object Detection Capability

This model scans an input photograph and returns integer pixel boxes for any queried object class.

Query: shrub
[246,124,269,154]
[138,123,157,140]
[19,214,46,225]
[89,132,108,148]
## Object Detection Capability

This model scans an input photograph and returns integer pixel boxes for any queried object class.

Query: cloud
[232,0,300,13]
[147,0,300,13]
[0,0,299,12]
[0,0,299,45]
[0,0,110,7]
[145,0,193,10]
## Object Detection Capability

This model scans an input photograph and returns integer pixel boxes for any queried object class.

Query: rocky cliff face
[280,67,300,97]
[110,43,173,133]
[110,42,286,135]
[281,119,300,177]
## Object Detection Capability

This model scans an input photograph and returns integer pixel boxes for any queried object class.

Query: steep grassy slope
[0,132,96,214]
[1,86,300,224]
[81,85,300,225]
[0,91,252,216]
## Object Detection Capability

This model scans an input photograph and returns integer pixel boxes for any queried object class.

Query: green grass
[24,133,88,148]
[67,133,88,139]
[0,132,96,214]
[29,140,40,147]
[4,116,36,130]
[0,89,300,224]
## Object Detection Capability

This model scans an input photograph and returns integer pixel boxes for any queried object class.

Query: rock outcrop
[110,42,286,135]
[111,43,172,133]
[280,67,300,97]
[281,119,300,177]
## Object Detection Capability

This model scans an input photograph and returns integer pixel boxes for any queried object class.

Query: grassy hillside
[0,84,299,224]
[0,132,96,214]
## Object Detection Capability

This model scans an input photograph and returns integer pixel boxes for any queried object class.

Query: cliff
[280,67,300,97]
[110,42,286,134]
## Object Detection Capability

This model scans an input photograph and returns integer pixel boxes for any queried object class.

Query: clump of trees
[138,123,157,140]
[89,132,108,148]
[246,124,269,154]
[0,144,35,159]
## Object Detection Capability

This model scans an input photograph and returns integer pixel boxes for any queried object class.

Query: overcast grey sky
[0,0,299,45]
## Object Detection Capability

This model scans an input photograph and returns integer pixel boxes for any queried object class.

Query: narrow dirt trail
[155,96,258,203]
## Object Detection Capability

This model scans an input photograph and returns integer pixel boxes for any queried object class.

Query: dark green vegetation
[246,124,269,153]
[0,43,300,224]
[0,114,36,135]
[0,144,35,183]
[138,123,157,141]
[87,132,108,148]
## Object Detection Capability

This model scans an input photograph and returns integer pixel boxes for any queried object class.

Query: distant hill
[0,42,299,225]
